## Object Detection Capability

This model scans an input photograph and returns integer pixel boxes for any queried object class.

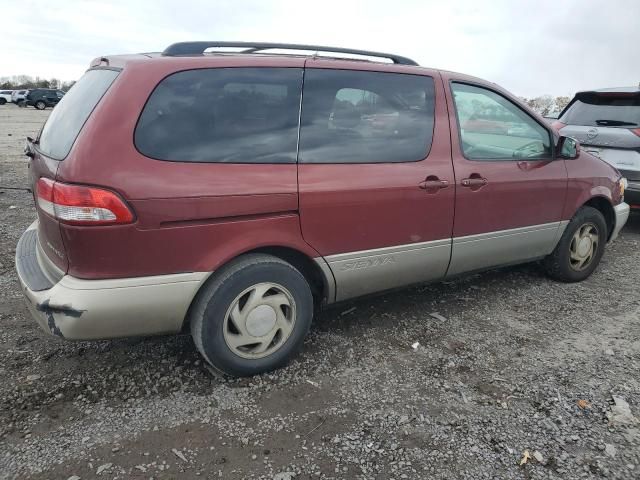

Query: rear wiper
[595,119,638,127]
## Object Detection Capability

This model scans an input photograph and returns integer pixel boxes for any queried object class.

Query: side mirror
[558,136,580,160]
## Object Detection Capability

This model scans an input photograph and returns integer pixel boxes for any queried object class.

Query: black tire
[35,101,46,110]
[0,98,6,105]
[190,254,313,376]
[543,206,607,282]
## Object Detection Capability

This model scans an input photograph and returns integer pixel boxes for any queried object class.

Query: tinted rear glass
[561,94,640,127]
[135,68,302,163]
[299,69,435,163]
[38,69,119,160]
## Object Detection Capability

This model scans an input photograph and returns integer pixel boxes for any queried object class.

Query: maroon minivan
[16,42,629,376]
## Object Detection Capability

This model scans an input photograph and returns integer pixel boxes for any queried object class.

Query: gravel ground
[1,104,639,479]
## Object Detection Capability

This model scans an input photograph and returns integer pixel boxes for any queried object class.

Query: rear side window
[299,69,435,164]
[135,68,303,163]
[38,69,119,160]
[561,94,640,127]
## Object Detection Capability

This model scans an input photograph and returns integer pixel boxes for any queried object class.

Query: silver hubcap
[569,223,599,271]
[223,282,296,359]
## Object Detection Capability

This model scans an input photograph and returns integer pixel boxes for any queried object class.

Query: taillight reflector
[631,128,640,137]
[36,178,134,225]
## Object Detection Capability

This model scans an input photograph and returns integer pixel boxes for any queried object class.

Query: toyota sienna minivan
[16,42,630,376]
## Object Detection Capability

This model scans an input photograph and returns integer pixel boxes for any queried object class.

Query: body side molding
[447,221,568,277]
[324,239,451,301]
[320,222,570,302]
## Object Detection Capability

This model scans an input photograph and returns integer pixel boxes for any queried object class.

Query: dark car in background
[24,88,65,109]
[554,87,640,208]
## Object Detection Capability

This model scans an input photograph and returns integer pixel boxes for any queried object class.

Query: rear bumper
[610,202,630,242]
[15,222,209,340]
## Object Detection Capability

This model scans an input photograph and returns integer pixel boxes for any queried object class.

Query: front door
[443,78,568,276]
[298,63,455,301]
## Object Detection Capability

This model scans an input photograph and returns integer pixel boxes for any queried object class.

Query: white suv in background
[0,90,13,105]
[554,87,640,208]
[11,90,29,104]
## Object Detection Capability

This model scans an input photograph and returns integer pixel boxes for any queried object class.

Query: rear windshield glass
[561,94,640,127]
[38,69,119,160]
[135,68,302,163]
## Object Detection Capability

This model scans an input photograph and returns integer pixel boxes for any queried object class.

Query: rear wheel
[543,206,607,282]
[190,254,313,376]
[35,101,46,110]
[0,98,6,105]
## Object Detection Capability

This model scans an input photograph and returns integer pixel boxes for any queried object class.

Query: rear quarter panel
[55,56,320,279]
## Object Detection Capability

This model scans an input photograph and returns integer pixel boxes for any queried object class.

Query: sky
[1,0,639,98]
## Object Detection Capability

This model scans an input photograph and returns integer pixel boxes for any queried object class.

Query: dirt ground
[0,104,639,480]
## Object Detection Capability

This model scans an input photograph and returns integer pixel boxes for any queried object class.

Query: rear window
[38,69,119,160]
[299,69,435,163]
[135,68,303,163]
[561,94,640,128]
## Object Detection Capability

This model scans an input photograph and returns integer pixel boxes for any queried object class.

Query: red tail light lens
[631,128,640,137]
[551,121,566,131]
[36,178,134,225]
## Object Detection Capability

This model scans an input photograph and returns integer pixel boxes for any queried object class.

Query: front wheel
[0,98,6,105]
[543,206,607,282]
[35,101,46,110]
[190,254,314,376]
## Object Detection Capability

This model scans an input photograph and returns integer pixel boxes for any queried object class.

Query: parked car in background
[0,90,13,105]
[554,87,640,208]
[12,90,29,104]
[16,42,629,376]
[24,88,65,109]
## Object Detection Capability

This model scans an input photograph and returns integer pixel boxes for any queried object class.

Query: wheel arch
[181,245,335,332]
[582,196,615,240]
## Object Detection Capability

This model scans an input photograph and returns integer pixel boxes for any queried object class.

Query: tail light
[631,128,640,137]
[551,121,566,131]
[37,178,134,225]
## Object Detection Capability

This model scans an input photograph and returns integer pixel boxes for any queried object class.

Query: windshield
[561,94,640,127]
[38,68,119,160]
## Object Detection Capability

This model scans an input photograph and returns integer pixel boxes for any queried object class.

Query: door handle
[461,176,488,188]
[419,176,449,192]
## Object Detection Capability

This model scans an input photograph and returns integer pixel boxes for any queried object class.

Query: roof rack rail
[162,41,419,66]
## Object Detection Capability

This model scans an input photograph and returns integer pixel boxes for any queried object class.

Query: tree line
[0,75,76,91]
[518,95,571,117]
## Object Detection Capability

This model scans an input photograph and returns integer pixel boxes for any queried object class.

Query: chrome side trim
[610,202,630,242]
[325,239,451,301]
[447,222,563,277]
[313,256,337,304]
